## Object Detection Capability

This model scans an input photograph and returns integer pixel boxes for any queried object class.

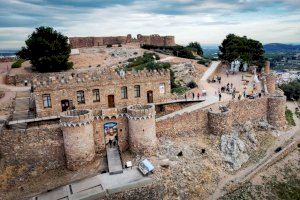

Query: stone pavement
[106,146,123,175]
[32,167,153,200]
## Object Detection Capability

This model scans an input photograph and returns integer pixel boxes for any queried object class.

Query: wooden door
[147,91,153,103]
[108,95,115,108]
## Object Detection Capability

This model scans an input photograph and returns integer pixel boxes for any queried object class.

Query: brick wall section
[33,69,171,117]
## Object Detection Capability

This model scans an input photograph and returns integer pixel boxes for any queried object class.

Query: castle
[0,61,287,197]
[69,34,176,48]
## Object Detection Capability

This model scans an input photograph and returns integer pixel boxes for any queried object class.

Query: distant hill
[264,43,300,52]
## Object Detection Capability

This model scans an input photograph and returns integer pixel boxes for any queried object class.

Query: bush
[285,107,296,126]
[279,79,300,101]
[11,59,24,68]
[171,86,189,94]
[106,44,112,48]
[187,81,198,89]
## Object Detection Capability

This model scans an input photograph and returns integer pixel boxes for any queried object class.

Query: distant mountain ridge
[264,43,300,52]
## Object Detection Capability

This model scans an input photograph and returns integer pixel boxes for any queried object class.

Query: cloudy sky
[0,0,300,49]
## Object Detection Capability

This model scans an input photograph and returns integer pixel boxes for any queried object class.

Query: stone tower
[208,108,232,135]
[60,110,95,170]
[267,95,286,130]
[127,105,158,155]
[266,74,276,95]
[264,61,271,75]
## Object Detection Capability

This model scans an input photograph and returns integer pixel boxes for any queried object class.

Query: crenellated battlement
[127,104,155,120]
[60,109,94,127]
[33,68,170,91]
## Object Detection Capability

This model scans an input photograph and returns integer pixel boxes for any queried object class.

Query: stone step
[106,147,123,175]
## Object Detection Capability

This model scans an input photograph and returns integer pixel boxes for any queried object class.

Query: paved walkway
[107,147,123,175]
[32,167,152,200]
[201,61,221,81]
[156,95,218,122]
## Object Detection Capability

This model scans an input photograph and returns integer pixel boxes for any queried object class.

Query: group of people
[108,135,118,148]
[184,91,206,100]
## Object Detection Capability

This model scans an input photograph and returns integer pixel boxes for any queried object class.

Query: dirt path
[210,124,300,200]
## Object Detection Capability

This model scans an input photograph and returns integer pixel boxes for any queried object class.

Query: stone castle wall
[137,34,175,46]
[156,96,286,137]
[69,34,175,48]
[33,69,171,117]
[0,125,65,189]
[60,110,96,170]
[69,35,131,48]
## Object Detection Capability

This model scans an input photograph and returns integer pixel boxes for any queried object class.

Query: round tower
[127,105,158,155]
[264,61,270,75]
[208,108,232,135]
[268,95,286,130]
[266,74,276,95]
[60,109,95,170]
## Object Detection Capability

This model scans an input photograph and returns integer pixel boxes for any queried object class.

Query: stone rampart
[137,34,175,46]
[60,109,96,170]
[127,105,158,155]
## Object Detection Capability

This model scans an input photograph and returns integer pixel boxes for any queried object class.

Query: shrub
[187,80,198,89]
[11,59,24,68]
[171,86,189,94]
[106,44,112,48]
[285,107,296,126]
[279,79,300,101]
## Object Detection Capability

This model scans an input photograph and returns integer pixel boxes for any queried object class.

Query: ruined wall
[33,69,171,117]
[69,35,132,48]
[137,34,175,46]
[0,125,65,190]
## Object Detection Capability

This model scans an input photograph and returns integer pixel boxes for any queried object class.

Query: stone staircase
[11,91,31,129]
[106,146,123,175]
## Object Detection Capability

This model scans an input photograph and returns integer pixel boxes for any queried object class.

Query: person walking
[219,93,222,101]
[238,94,241,100]
[197,93,200,99]
[192,92,195,99]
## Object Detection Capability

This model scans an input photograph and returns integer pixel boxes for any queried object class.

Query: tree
[218,34,265,66]
[187,42,203,56]
[17,26,73,72]
[279,79,300,101]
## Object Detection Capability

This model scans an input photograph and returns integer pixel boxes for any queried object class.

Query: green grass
[11,59,24,68]
[285,107,296,126]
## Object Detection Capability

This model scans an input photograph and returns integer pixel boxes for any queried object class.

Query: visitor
[238,94,241,100]
[192,92,195,99]
[219,93,222,101]
[109,139,112,148]
[184,94,187,100]
[243,91,246,98]
[197,93,200,99]
[258,93,262,98]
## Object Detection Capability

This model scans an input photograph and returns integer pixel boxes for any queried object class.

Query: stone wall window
[42,94,51,108]
[159,83,165,94]
[121,86,128,99]
[93,89,100,102]
[77,90,85,104]
[134,85,140,98]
